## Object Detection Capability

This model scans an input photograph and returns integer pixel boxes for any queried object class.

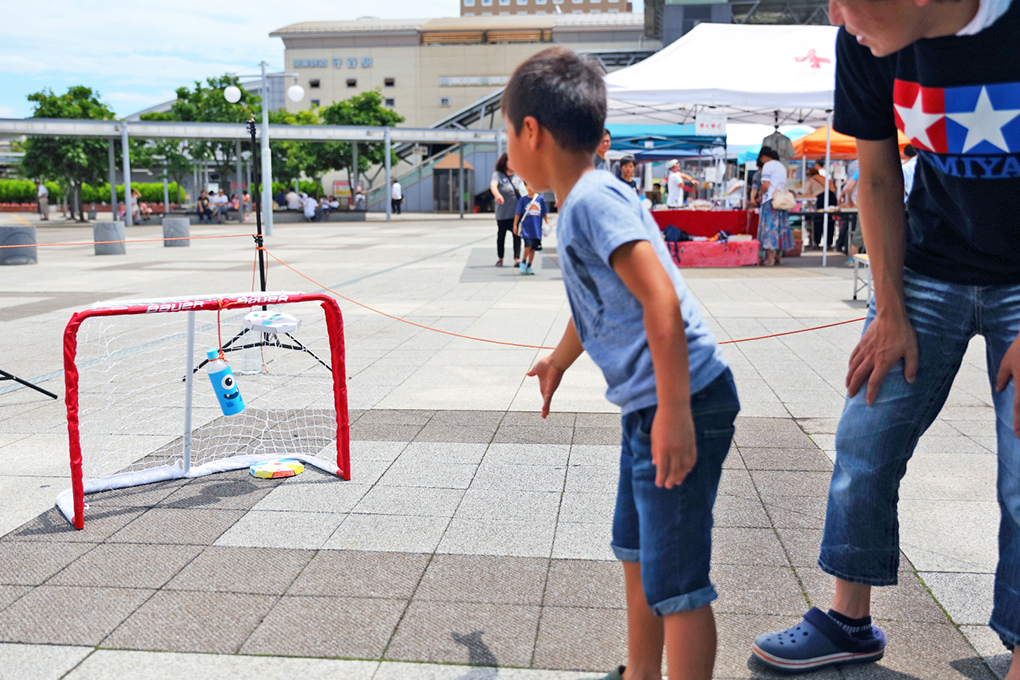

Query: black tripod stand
[191,116,331,375]
[0,369,58,400]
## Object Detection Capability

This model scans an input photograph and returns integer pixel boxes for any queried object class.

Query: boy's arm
[611,240,695,489]
[513,213,521,234]
[527,320,583,418]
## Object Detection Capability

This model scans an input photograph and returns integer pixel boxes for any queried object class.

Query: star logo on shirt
[946,86,1020,153]
[893,82,944,152]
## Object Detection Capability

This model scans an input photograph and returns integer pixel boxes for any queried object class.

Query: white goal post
[58,291,351,529]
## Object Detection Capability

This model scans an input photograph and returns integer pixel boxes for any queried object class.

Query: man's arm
[527,319,583,418]
[846,137,917,404]
[611,240,695,489]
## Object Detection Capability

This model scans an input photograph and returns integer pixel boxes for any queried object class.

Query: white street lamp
[223,85,242,104]
[287,84,305,103]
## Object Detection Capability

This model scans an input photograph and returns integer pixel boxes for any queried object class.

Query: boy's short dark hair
[619,156,636,167]
[502,47,606,155]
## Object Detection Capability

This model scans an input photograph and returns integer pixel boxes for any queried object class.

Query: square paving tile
[438,517,555,558]
[739,448,834,472]
[240,595,406,659]
[734,418,815,449]
[471,463,566,493]
[0,585,31,612]
[550,522,615,561]
[399,442,490,465]
[415,555,547,605]
[799,568,950,624]
[159,474,281,511]
[108,508,247,545]
[49,543,202,589]
[350,423,425,442]
[454,489,560,522]
[0,642,93,680]
[165,546,314,595]
[413,412,502,443]
[87,478,190,507]
[574,413,621,429]
[544,560,626,610]
[571,428,622,446]
[558,492,616,524]
[564,466,618,494]
[714,493,772,528]
[288,550,429,599]
[483,443,570,466]
[713,528,789,567]
[567,445,619,466]
[323,514,449,553]
[386,601,540,667]
[356,409,434,427]
[378,459,478,489]
[252,480,370,513]
[762,496,827,530]
[494,426,574,446]
[215,510,345,550]
[0,585,153,645]
[102,590,277,654]
[713,564,808,616]
[921,572,994,625]
[0,542,95,585]
[532,606,627,672]
[3,507,146,544]
[751,471,832,498]
[350,440,407,462]
[354,486,465,517]
[774,528,823,567]
[959,624,1014,680]
[841,620,996,679]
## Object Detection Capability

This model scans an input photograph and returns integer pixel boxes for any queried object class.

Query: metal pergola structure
[0,118,501,226]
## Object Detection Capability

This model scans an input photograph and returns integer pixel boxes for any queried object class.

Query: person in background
[901,144,917,204]
[391,179,403,215]
[617,156,641,196]
[130,188,142,224]
[354,186,367,211]
[804,160,838,248]
[274,189,287,209]
[196,190,213,223]
[301,193,317,222]
[666,159,684,208]
[36,181,49,221]
[212,189,230,224]
[650,182,663,206]
[286,188,301,210]
[242,191,252,221]
[757,147,793,266]
[329,195,340,212]
[593,128,611,171]
[490,152,526,267]
[513,182,549,275]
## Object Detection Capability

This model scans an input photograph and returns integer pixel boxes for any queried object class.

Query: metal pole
[163,174,169,215]
[497,129,503,160]
[183,311,195,475]
[822,111,833,267]
[121,124,132,227]
[384,127,392,222]
[352,141,358,199]
[235,139,243,222]
[459,144,465,219]
[260,62,274,236]
[108,140,117,217]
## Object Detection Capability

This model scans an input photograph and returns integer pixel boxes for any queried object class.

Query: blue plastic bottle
[206,349,245,416]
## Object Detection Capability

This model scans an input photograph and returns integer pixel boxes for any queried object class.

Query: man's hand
[847,312,918,405]
[527,355,564,419]
[995,334,1020,437]
[651,406,697,489]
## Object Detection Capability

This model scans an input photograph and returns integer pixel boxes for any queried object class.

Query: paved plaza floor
[0,211,1010,679]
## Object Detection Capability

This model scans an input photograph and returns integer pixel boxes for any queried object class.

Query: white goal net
[59,291,351,529]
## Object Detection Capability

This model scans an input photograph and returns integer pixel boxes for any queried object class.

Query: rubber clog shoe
[752,607,886,674]
[597,666,625,680]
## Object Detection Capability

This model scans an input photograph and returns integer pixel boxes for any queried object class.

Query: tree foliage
[315,91,404,189]
[20,86,116,221]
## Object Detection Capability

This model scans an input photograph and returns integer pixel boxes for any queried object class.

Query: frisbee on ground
[243,310,302,334]
[250,459,304,479]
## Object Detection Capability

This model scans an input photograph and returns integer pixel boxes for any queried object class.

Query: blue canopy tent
[606,124,724,153]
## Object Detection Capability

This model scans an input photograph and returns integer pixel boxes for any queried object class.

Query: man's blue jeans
[818,269,1020,648]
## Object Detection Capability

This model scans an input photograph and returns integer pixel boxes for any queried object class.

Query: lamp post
[224,66,304,236]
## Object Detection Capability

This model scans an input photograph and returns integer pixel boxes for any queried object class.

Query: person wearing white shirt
[757,148,794,266]
[36,182,49,221]
[901,145,917,205]
[665,159,684,208]
[391,180,403,215]
[286,190,301,210]
[301,193,318,221]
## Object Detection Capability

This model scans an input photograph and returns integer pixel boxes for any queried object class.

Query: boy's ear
[521,115,542,152]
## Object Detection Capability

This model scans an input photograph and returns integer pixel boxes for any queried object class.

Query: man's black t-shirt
[833,1,1020,285]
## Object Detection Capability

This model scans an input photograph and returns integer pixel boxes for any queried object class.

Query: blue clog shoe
[752,607,886,674]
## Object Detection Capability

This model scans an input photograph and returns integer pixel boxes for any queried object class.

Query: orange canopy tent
[793,126,911,159]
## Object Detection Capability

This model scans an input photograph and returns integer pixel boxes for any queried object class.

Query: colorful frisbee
[250,459,304,479]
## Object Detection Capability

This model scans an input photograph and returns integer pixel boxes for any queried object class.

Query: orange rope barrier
[261,247,866,350]
[0,233,252,248]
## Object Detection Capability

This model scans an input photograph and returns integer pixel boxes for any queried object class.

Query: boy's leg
[664,605,716,680]
[984,283,1020,664]
[622,561,665,680]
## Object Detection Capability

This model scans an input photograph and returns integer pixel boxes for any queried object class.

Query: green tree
[315,91,404,189]
[131,139,192,205]
[142,75,258,186]
[19,86,116,221]
[268,108,324,190]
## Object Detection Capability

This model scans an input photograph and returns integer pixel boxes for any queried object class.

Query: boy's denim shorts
[819,268,1020,649]
[611,368,740,617]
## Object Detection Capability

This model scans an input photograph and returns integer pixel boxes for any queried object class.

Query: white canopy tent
[604,22,842,263]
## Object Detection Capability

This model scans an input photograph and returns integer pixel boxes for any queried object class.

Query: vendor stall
[652,210,759,238]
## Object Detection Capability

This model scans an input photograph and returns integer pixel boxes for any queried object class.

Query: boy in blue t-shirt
[512,183,549,275]
[504,47,738,680]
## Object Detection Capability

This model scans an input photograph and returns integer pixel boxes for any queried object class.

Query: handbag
[771,189,796,211]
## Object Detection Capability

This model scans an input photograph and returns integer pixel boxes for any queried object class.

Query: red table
[667,240,761,267]
[651,210,759,238]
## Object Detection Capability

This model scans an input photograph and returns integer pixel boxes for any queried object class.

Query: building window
[553,0,564,4]
[347,78,357,88]
[482,0,492,4]
[500,0,510,5]
[310,99,320,107]
[536,0,547,3]
[384,77,395,87]
[572,0,582,3]
[384,98,395,107]
[517,0,528,4]
[465,0,476,4]
[361,57,373,68]
[309,79,320,88]
[440,97,451,107]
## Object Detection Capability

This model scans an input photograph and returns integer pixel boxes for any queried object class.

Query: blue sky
[1,0,643,120]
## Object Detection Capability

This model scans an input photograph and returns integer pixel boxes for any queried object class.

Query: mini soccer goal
[58,291,351,529]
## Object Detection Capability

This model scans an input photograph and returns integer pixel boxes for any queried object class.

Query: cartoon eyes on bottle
[221,375,235,390]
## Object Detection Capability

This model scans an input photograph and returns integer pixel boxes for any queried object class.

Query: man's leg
[984,284,1020,675]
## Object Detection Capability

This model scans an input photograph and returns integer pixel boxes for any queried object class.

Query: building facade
[270,14,653,129]
[461,0,633,16]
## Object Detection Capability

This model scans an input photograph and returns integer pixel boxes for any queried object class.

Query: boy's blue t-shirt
[515,194,548,240]
[556,170,728,414]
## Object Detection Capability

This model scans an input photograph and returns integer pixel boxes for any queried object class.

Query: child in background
[507,47,738,680]
[618,156,640,196]
[513,183,549,275]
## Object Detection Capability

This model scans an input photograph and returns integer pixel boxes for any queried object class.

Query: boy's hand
[996,333,1020,437]
[652,406,697,489]
[526,355,564,418]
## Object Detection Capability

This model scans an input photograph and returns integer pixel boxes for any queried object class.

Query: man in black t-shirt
[753,0,1020,676]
